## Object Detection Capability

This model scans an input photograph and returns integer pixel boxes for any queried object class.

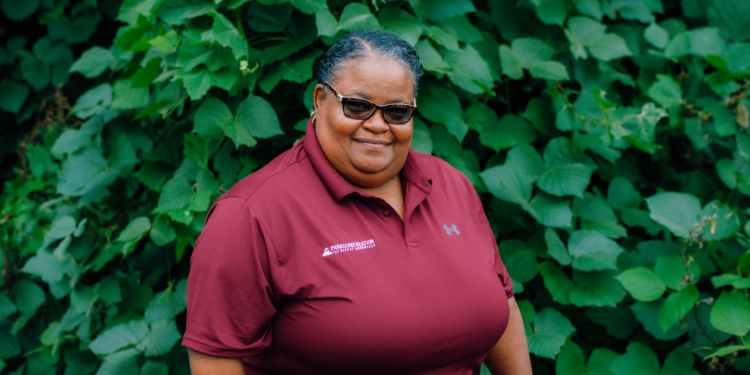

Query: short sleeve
[182,197,280,357]
[475,195,515,299]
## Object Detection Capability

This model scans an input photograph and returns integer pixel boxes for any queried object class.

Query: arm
[483,296,533,375]
[188,348,246,375]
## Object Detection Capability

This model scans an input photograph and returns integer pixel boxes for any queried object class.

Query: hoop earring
[310,110,316,124]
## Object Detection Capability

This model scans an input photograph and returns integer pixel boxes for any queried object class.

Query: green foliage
[2,0,750,374]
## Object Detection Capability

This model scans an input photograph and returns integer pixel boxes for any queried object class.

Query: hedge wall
[2,0,750,374]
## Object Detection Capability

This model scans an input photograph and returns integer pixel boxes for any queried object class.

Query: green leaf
[176,67,237,101]
[480,145,544,215]
[112,79,149,110]
[607,177,642,210]
[248,2,292,33]
[118,0,160,26]
[411,118,433,154]
[565,16,632,61]
[537,163,595,198]
[153,178,194,213]
[556,341,585,375]
[206,12,248,59]
[712,274,750,289]
[444,44,495,94]
[631,298,688,340]
[500,38,569,81]
[570,270,626,307]
[21,249,76,284]
[530,193,572,228]
[14,280,44,313]
[588,34,632,61]
[96,277,122,305]
[654,255,699,291]
[291,0,327,14]
[338,3,379,32]
[132,58,162,88]
[57,148,116,197]
[0,80,29,114]
[588,348,619,375]
[71,285,96,314]
[141,361,169,375]
[647,74,683,108]
[69,47,114,78]
[418,86,468,142]
[71,83,112,119]
[707,0,750,42]
[700,201,740,241]
[658,285,699,331]
[616,267,666,302]
[586,306,639,339]
[646,192,701,238]
[235,95,283,139]
[645,23,669,49]
[545,227,572,265]
[480,115,537,152]
[115,217,151,243]
[539,261,574,305]
[505,249,539,284]
[568,230,623,271]
[95,348,138,375]
[499,45,523,80]
[421,0,475,22]
[710,291,750,336]
[610,342,660,375]
[193,98,230,138]
[535,0,571,27]
[20,55,49,91]
[1,0,39,21]
[89,320,148,355]
[142,320,182,357]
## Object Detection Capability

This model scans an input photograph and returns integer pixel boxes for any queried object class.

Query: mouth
[352,138,393,151]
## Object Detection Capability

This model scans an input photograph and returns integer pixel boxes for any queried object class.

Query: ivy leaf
[95,348,138,375]
[175,67,237,100]
[235,95,283,139]
[421,0,475,22]
[607,177,641,210]
[569,270,626,307]
[616,267,665,302]
[291,0,327,14]
[565,16,632,61]
[556,341,585,375]
[527,308,576,359]
[645,23,669,49]
[57,148,116,197]
[499,38,569,81]
[21,249,76,284]
[338,3,379,32]
[248,2,292,33]
[153,178,194,213]
[544,227,572,265]
[89,320,148,355]
[1,0,39,21]
[69,46,114,78]
[645,192,701,238]
[0,80,29,114]
[315,9,339,37]
[205,12,248,59]
[534,0,571,27]
[480,145,544,217]
[115,217,151,243]
[539,261,574,305]
[418,86,468,142]
[14,280,45,314]
[707,0,750,42]
[530,193,572,228]
[647,74,682,108]
[479,114,537,152]
[567,230,623,271]
[444,44,495,94]
[631,298,688,340]
[537,163,595,198]
[610,342,660,375]
[710,291,750,337]
[658,285,699,331]
[142,320,182,357]
[193,98,231,138]
[505,250,539,284]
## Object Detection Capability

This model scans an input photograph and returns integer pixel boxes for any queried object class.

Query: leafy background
[2,0,750,374]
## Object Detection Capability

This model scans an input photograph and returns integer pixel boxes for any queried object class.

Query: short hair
[315,29,424,97]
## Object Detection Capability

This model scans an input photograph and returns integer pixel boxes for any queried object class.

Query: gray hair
[315,29,423,97]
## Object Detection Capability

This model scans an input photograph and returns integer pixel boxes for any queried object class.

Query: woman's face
[313,56,415,188]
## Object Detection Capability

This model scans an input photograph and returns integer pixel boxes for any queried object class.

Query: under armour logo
[443,224,460,235]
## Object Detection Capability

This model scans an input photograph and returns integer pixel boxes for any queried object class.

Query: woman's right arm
[188,348,246,375]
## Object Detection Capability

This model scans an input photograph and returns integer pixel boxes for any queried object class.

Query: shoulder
[218,141,313,205]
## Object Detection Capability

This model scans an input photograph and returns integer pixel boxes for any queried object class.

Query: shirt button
[383,209,391,217]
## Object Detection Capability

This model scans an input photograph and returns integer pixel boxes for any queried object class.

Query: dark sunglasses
[324,81,417,125]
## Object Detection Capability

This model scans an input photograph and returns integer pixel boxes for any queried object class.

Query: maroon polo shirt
[182,119,514,374]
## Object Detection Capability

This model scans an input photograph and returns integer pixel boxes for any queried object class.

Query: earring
[310,111,316,119]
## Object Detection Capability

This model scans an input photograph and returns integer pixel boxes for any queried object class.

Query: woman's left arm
[483,296,533,375]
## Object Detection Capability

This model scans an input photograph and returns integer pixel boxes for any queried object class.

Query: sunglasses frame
[323,81,417,125]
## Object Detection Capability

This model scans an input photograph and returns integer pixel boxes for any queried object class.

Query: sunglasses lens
[343,100,375,119]
[383,107,412,124]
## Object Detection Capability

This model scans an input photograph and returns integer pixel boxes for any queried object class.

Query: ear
[313,83,326,113]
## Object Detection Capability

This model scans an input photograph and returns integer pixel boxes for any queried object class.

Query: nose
[361,108,390,134]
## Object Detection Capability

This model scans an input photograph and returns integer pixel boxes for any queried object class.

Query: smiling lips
[353,138,392,151]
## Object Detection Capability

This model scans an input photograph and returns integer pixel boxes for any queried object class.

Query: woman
[183,30,532,375]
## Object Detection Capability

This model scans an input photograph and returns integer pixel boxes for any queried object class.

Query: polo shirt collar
[302,118,432,202]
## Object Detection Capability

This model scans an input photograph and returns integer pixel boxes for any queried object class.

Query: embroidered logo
[322,239,376,257]
[443,224,460,235]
